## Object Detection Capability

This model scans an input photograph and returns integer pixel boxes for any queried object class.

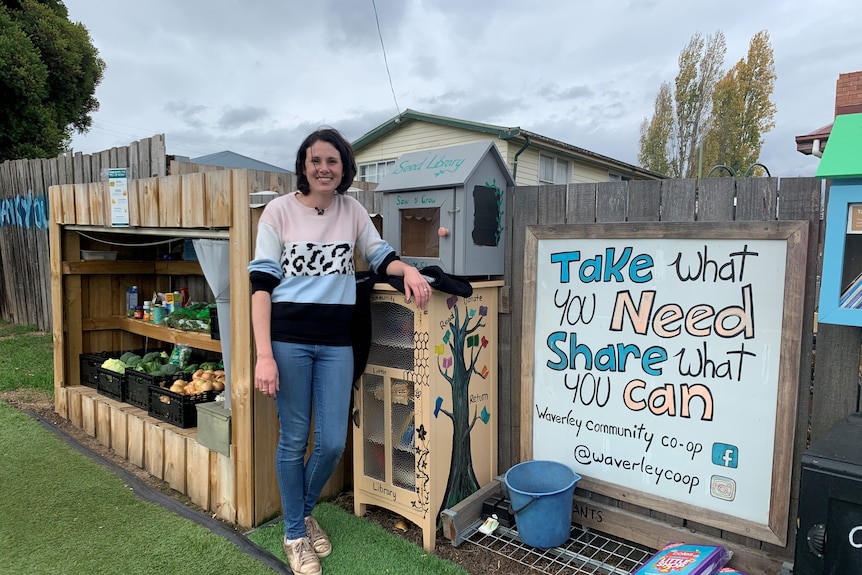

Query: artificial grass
[0,321,472,574]
[248,503,469,575]
[0,401,278,575]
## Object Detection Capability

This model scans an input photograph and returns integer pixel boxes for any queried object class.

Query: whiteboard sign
[522,222,808,545]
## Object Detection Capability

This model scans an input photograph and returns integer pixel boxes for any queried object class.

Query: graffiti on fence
[0,190,49,230]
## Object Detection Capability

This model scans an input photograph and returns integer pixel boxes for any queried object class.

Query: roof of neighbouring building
[795,123,833,156]
[190,150,291,173]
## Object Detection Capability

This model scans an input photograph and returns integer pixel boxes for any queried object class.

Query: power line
[371,0,400,117]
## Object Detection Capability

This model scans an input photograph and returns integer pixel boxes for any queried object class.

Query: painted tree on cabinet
[434,295,492,511]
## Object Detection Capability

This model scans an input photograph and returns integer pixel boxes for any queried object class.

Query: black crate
[148,385,216,428]
[79,352,111,388]
[125,371,169,410]
[96,366,127,402]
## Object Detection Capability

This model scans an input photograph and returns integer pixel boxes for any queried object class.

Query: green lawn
[0,323,53,395]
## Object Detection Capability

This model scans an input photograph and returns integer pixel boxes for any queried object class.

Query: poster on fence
[521,221,808,545]
[107,168,129,227]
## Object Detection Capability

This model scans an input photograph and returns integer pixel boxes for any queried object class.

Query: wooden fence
[0,135,166,329]
[493,177,862,572]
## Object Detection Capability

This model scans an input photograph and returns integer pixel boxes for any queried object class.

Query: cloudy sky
[63,0,860,178]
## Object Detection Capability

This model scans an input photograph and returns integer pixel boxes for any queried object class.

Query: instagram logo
[710,475,737,501]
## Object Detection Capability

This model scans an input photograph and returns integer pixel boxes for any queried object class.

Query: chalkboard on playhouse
[520,221,809,546]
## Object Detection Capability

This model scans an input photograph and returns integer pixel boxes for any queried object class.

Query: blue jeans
[272,341,353,540]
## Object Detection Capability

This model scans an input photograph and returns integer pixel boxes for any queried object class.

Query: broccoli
[161,363,180,376]
[136,360,161,375]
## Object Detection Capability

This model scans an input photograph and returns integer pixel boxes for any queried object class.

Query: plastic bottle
[127,286,139,317]
[143,300,151,322]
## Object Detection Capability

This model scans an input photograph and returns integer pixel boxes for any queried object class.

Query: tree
[701,31,777,176]
[638,31,726,178]
[637,81,673,178]
[0,0,104,161]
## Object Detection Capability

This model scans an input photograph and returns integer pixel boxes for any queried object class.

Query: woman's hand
[385,260,433,308]
[254,355,279,398]
[402,265,432,309]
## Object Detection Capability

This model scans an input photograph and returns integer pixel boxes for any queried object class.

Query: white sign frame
[520,221,808,546]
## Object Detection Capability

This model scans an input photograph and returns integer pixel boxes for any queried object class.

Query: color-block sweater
[248,191,398,346]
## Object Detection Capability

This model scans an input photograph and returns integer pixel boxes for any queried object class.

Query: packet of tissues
[478,515,500,535]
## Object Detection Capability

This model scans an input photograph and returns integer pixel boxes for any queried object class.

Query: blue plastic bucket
[504,460,580,548]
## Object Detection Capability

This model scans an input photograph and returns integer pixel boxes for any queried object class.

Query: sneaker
[283,537,322,575]
[304,515,332,557]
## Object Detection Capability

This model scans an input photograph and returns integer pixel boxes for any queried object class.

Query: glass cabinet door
[361,373,385,481]
[390,377,415,491]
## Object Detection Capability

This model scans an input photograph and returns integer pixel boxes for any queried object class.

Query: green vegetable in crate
[161,363,180,376]
[183,363,198,373]
[199,361,220,371]
[141,351,163,364]
[136,360,162,375]
[168,344,192,368]
[119,352,137,364]
[125,356,143,368]
[101,358,126,374]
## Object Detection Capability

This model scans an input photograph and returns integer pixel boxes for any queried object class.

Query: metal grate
[466,522,653,575]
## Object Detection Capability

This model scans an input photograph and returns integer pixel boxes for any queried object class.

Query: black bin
[794,412,862,575]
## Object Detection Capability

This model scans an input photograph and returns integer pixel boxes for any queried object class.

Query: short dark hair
[295,127,357,195]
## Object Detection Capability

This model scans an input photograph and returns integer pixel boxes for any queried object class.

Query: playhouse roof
[816,113,862,179]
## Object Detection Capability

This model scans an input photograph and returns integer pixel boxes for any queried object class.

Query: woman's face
[304,141,343,195]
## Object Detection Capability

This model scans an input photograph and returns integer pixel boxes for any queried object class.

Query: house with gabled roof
[351,109,663,186]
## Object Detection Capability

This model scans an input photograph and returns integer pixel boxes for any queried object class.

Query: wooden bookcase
[352,282,501,551]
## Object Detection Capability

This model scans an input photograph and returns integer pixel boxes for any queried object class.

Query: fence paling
[0,136,166,329]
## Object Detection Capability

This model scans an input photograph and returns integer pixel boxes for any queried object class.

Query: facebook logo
[711,443,739,468]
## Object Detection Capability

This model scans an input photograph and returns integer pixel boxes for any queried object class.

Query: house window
[608,173,631,182]
[358,160,395,183]
[539,154,569,184]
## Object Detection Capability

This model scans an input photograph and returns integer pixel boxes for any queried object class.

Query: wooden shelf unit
[49,168,287,530]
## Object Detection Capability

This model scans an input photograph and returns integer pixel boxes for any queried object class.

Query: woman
[248,128,430,575]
